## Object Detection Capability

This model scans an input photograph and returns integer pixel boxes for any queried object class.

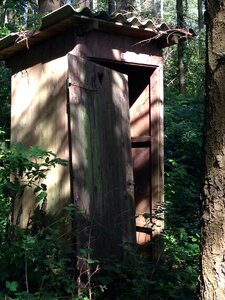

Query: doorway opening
[88,57,156,249]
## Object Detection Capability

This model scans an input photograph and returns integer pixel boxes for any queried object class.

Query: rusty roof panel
[40,5,159,31]
[0,4,195,60]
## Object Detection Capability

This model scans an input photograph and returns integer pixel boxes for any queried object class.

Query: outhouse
[0,4,193,259]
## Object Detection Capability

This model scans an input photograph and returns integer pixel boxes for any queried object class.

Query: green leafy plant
[0,139,77,299]
[0,138,107,299]
[0,142,67,231]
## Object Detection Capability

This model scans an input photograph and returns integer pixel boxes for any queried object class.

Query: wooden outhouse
[0,4,193,259]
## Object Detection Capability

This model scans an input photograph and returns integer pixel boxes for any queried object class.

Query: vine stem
[25,249,30,299]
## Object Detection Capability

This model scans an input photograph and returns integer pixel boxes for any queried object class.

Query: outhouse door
[67,54,135,259]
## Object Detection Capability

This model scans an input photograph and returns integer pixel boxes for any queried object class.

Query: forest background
[0,0,204,299]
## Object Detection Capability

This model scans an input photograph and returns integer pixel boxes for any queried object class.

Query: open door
[67,54,135,260]
[87,61,161,252]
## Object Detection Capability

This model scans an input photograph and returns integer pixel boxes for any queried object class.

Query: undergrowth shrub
[0,138,79,299]
[0,137,104,299]
[0,136,201,299]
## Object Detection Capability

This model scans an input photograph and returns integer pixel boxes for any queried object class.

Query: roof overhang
[0,4,195,60]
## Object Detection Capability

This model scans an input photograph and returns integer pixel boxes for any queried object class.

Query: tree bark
[176,0,186,94]
[200,1,225,299]
[108,0,116,14]
[198,0,204,30]
[151,0,157,18]
[117,0,127,12]
[38,0,65,15]
[160,0,163,21]
[75,0,90,9]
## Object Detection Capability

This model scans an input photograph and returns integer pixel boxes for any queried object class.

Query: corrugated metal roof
[41,5,163,31]
[0,4,195,60]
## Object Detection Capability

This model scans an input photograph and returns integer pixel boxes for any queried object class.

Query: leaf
[80,248,92,255]
[63,204,76,212]
[53,158,68,166]
[34,186,42,193]
[143,213,152,219]
[191,236,198,242]
[6,281,19,292]
[87,258,99,264]
[35,191,47,203]
[41,183,47,191]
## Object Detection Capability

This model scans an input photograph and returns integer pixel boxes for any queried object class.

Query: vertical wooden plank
[130,84,151,245]
[130,85,150,137]
[68,54,135,259]
[132,146,151,245]
[150,61,164,247]
[11,56,70,229]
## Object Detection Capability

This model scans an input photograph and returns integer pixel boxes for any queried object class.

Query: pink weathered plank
[11,56,70,228]
[71,31,162,67]
[150,64,164,242]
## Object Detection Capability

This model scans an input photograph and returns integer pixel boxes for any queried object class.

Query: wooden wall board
[150,64,164,240]
[72,31,162,67]
[11,55,70,229]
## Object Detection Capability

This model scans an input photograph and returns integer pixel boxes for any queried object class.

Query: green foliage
[0,138,78,299]
[0,138,105,299]
[163,36,204,299]
[0,62,10,134]
[0,142,67,213]
[0,0,39,37]
[0,223,77,299]
[93,240,199,299]
[164,34,205,95]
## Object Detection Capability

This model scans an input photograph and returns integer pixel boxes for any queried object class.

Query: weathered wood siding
[11,56,70,227]
[72,31,162,67]
[68,54,135,259]
[150,65,164,239]
[130,82,151,245]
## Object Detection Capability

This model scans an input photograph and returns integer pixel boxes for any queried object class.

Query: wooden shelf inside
[131,136,151,147]
[136,226,152,234]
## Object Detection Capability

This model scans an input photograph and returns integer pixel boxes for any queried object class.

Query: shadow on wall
[11,56,70,233]
[68,54,135,260]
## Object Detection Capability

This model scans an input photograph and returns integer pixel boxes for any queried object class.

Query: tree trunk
[200,1,225,299]
[177,42,185,94]
[38,0,65,15]
[108,0,116,14]
[198,0,204,30]
[76,0,90,9]
[160,0,163,21]
[0,4,5,24]
[151,0,157,18]
[176,0,186,94]
[117,0,127,12]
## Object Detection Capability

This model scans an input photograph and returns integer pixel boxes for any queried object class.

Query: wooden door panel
[68,54,135,259]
